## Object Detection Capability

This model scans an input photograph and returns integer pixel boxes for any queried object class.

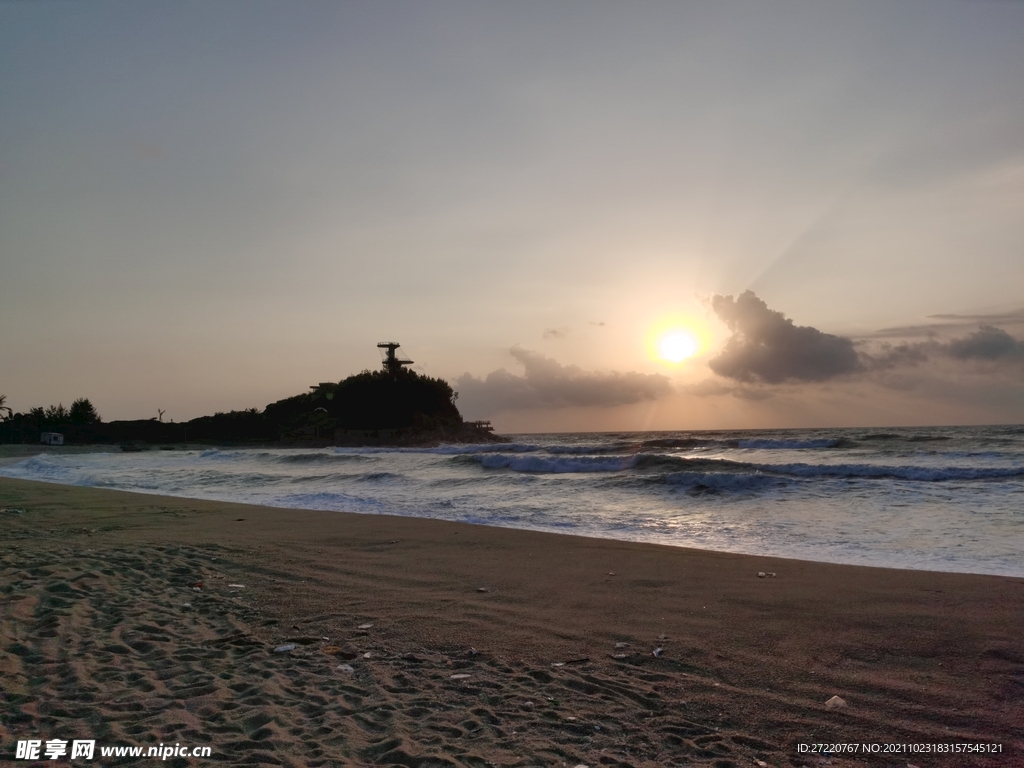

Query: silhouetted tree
[264,367,462,434]
[70,398,101,424]
[44,404,70,423]
[0,395,11,420]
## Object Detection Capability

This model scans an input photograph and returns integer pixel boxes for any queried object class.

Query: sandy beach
[1,476,1021,767]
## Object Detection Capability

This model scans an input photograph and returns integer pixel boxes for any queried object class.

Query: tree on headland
[264,366,462,436]
[36,404,70,423]
[70,398,101,424]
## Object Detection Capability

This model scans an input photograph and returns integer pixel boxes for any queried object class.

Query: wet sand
[1,476,1021,766]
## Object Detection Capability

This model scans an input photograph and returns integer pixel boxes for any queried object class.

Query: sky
[2,0,1023,431]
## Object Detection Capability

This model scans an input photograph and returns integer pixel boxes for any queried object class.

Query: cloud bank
[945,326,1024,361]
[701,292,1024,400]
[457,346,672,416]
[708,291,861,383]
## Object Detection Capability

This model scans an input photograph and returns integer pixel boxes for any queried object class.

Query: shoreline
[0,452,1019,578]
[2,476,1022,766]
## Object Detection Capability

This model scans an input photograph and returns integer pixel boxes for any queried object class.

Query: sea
[2,425,1023,577]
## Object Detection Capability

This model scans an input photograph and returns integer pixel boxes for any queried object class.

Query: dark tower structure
[377,342,414,375]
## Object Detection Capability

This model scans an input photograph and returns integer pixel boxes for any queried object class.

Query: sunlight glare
[658,329,699,363]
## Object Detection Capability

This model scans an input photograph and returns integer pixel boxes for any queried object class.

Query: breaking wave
[735,438,844,449]
[472,453,641,473]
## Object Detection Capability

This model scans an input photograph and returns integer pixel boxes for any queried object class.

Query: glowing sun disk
[658,329,699,363]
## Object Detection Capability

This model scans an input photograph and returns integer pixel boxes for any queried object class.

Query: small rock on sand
[450,673,471,679]
[273,644,296,653]
[825,694,847,709]
[336,664,354,674]
[227,583,245,588]
[357,623,373,629]
[477,587,489,593]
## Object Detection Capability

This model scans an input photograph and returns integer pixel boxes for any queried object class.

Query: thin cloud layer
[457,346,672,415]
[709,291,861,383]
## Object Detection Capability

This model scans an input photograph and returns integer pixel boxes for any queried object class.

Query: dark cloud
[859,325,1024,370]
[708,291,861,383]
[456,346,672,415]
[945,325,1024,360]
[862,341,933,371]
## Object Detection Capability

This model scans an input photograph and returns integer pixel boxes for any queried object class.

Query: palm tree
[0,394,11,420]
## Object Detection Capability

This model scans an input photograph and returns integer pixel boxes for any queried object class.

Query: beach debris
[182,603,192,609]
[825,695,847,710]
[273,644,296,653]
[363,652,372,659]
[336,664,355,674]
[614,642,629,649]
[321,646,347,656]
[573,764,588,768]
[754,760,768,767]
[652,648,664,657]
[227,583,245,589]
[607,571,616,576]
[659,634,668,640]
[450,673,471,680]
[466,647,478,656]
[611,653,628,660]
[551,662,565,667]
[477,587,489,593]
[757,571,777,578]
[357,623,373,629]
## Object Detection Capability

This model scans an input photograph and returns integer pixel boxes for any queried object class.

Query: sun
[645,312,710,366]
[657,329,700,363]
